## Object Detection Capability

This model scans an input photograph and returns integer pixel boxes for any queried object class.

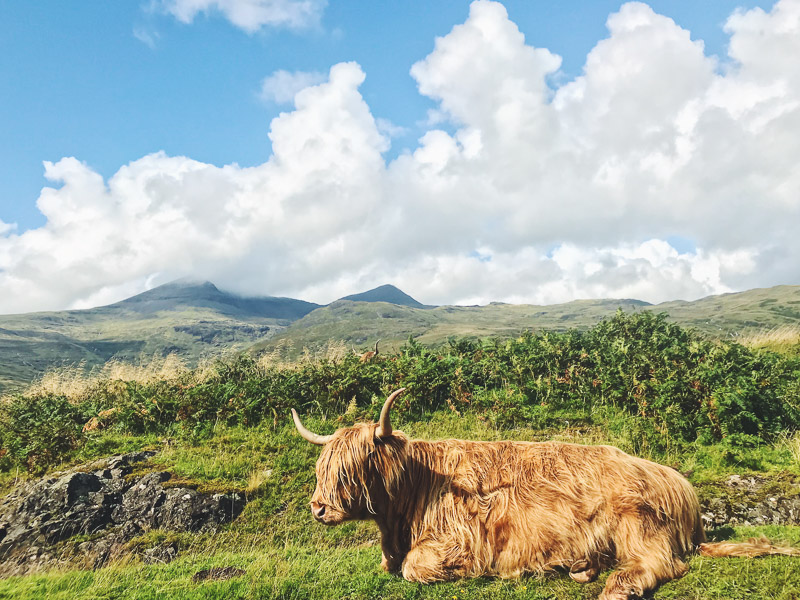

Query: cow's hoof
[569,559,599,583]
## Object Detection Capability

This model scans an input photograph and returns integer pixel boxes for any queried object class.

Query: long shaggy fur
[306,422,797,600]
[699,536,800,558]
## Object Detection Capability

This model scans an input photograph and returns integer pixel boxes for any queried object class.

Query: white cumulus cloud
[1,0,799,313]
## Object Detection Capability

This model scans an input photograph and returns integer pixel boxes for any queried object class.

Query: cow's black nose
[311,502,326,518]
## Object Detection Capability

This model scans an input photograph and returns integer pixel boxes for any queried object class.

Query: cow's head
[292,389,407,525]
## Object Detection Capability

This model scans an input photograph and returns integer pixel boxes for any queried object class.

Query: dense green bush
[0,394,95,472]
[2,311,799,473]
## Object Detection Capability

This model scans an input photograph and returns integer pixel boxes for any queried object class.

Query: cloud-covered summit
[0,0,798,314]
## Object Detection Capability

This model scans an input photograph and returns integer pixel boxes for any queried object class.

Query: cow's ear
[375,388,406,438]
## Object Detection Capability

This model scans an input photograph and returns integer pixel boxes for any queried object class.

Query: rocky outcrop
[699,473,800,528]
[0,451,246,576]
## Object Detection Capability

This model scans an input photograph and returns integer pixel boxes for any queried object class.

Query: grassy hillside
[659,285,800,336]
[2,313,800,598]
[255,286,800,358]
[0,281,319,393]
[253,298,652,357]
[3,282,800,392]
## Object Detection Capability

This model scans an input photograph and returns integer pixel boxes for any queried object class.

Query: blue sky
[1,0,771,231]
[0,0,797,312]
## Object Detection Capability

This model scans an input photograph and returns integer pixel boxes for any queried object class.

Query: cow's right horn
[291,409,334,445]
[376,388,406,438]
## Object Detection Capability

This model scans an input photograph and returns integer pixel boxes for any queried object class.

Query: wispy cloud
[158,0,327,33]
[375,118,408,139]
[133,26,160,49]
[259,69,326,104]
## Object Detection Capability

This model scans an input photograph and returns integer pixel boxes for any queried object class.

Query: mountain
[0,281,319,393]
[3,280,800,393]
[108,280,319,320]
[339,284,427,308]
[254,286,800,357]
[252,297,655,356]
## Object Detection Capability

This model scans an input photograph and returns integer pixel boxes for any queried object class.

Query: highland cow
[292,389,798,600]
[354,340,380,362]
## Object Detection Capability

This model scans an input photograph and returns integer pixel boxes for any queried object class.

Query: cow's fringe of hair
[313,423,407,515]
[699,536,800,558]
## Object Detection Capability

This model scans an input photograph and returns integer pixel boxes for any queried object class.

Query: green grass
[2,528,799,600]
[1,412,800,599]
[4,308,800,599]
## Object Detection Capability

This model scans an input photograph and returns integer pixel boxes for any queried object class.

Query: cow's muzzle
[311,501,327,520]
[310,501,343,525]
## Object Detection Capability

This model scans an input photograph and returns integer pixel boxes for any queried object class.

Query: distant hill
[0,280,319,393]
[339,284,427,308]
[110,280,319,320]
[254,286,800,357]
[657,285,800,335]
[2,280,800,392]
[252,297,656,355]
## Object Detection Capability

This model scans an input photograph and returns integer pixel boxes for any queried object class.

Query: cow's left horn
[376,388,406,438]
[291,409,334,445]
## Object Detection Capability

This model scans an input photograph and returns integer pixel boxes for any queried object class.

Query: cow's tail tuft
[699,535,800,558]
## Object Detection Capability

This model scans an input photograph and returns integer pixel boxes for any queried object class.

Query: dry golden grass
[256,338,297,371]
[246,467,273,493]
[739,325,800,354]
[23,353,190,402]
[256,338,350,372]
[11,337,354,406]
[300,339,350,365]
[776,431,800,463]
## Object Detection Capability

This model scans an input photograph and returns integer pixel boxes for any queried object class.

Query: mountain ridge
[254,285,800,357]
[107,280,320,320]
[2,280,799,392]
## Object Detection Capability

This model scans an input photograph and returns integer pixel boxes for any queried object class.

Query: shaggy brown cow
[292,389,798,600]
[356,340,380,362]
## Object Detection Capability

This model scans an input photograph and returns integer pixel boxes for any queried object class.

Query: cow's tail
[698,535,800,558]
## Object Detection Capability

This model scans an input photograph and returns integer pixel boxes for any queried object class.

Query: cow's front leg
[401,541,468,583]
[378,519,407,574]
[381,549,402,573]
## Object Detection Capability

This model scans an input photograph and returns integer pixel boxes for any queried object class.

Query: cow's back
[404,439,702,578]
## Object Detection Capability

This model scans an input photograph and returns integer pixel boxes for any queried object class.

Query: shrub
[0,393,95,472]
[3,311,800,474]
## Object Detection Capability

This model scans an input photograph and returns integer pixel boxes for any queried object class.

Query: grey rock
[143,541,179,565]
[0,451,247,576]
[699,474,800,528]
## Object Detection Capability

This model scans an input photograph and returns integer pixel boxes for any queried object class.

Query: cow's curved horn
[375,388,406,438]
[291,409,334,445]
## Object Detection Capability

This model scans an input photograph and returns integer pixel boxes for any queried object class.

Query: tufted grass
[1,527,799,600]
[1,411,799,599]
